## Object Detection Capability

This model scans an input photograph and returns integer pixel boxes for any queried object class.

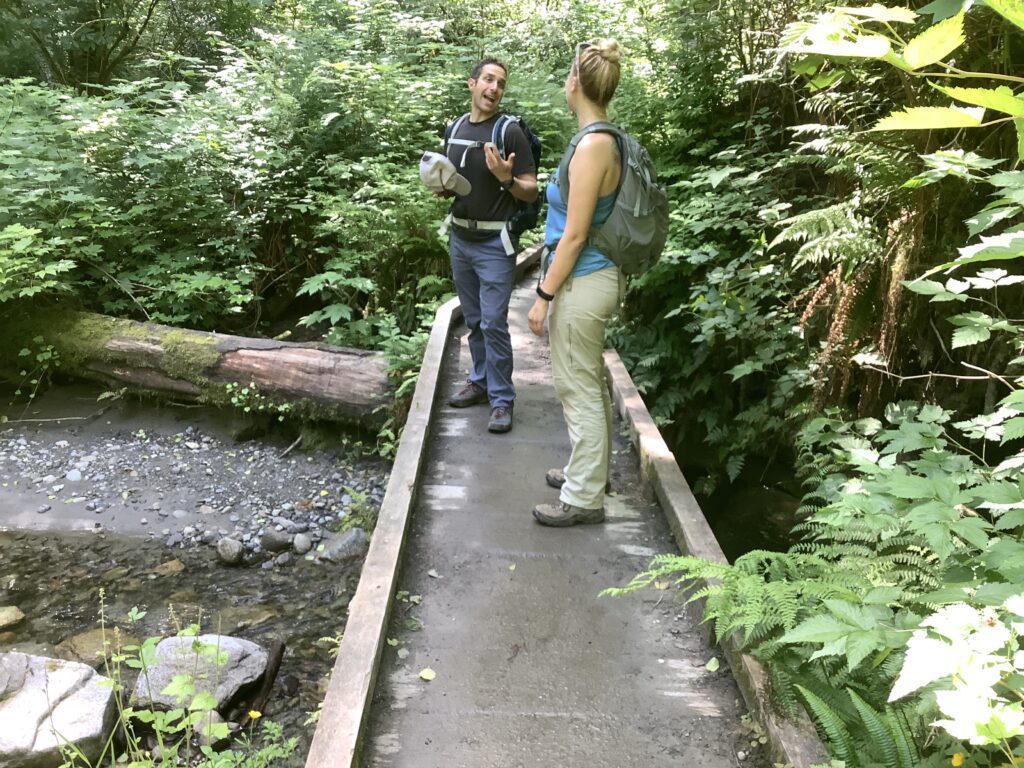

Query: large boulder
[317,528,369,565]
[0,652,117,768]
[131,635,268,710]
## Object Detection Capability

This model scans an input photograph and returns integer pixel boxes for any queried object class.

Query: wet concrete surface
[361,279,767,767]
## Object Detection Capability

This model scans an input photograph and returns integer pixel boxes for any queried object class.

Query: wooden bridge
[305,246,825,768]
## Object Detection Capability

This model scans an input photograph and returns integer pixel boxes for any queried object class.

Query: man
[441,58,538,433]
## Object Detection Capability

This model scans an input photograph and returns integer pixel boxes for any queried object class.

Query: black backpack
[445,113,544,239]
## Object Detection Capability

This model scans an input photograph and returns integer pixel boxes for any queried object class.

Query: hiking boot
[545,468,611,493]
[448,381,488,408]
[488,404,513,433]
[532,502,605,527]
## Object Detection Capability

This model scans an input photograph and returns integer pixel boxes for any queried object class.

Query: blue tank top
[544,169,616,277]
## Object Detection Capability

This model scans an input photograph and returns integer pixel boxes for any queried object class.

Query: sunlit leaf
[1002,417,1024,443]
[984,0,1024,31]
[836,4,919,22]
[706,167,742,188]
[904,279,945,295]
[951,231,1024,269]
[932,84,1024,116]
[903,14,965,69]
[781,615,853,644]
[809,69,846,91]
[872,106,983,131]
[882,49,914,71]
[189,691,218,712]
[800,33,893,58]
[952,325,991,348]
[885,473,938,499]
[967,206,1021,236]
[905,277,974,305]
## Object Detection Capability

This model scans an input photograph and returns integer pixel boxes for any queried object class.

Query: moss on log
[0,311,392,428]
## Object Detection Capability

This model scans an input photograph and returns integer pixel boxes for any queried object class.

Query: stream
[0,382,390,762]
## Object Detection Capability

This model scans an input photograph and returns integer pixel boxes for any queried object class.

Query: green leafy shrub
[611,398,1024,764]
[0,224,75,303]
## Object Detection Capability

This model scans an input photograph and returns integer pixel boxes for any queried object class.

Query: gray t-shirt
[445,115,535,239]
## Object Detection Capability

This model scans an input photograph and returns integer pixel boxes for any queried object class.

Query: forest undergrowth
[4,0,1024,764]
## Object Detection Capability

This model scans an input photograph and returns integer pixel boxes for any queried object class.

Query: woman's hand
[528,298,549,337]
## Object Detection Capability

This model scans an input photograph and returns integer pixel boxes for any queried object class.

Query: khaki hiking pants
[549,266,625,510]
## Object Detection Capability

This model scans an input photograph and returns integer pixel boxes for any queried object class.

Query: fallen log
[1,311,392,428]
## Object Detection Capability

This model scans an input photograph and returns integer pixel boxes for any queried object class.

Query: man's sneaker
[448,381,488,408]
[544,468,611,493]
[532,502,605,527]
[488,404,513,433]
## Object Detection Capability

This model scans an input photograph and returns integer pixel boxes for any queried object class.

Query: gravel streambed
[0,383,391,761]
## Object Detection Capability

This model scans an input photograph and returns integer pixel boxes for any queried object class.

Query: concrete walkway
[359,275,758,767]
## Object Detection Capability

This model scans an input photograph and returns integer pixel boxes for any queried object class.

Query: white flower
[889,634,959,701]
[935,696,1024,746]
[934,688,995,744]
[1003,595,1024,617]
[922,603,984,639]
[966,608,1010,655]
[952,651,1007,691]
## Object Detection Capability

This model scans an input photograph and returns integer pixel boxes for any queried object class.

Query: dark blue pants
[449,229,515,407]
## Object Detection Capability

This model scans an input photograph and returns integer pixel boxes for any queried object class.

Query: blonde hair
[576,39,622,107]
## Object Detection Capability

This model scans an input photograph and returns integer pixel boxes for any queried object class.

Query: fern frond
[848,689,899,768]
[885,705,920,768]
[766,664,802,717]
[797,685,858,766]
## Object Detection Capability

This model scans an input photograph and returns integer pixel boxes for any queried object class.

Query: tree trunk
[1,311,392,428]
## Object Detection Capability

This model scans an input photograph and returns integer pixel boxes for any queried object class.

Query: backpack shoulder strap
[493,114,516,160]
[444,114,470,147]
[446,113,481,168]
[557,121,625,202]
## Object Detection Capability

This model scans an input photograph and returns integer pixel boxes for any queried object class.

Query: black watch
[500,177,514,191]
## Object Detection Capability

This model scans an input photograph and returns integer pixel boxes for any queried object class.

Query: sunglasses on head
[574,41,592,74]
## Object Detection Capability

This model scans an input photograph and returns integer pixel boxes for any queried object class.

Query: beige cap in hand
[419,151,472,197]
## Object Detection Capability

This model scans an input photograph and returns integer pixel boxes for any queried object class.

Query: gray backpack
[557,122,668,275]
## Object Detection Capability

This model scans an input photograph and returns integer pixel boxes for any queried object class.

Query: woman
[527,39,623,527]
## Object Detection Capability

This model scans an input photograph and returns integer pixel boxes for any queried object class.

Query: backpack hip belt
[442,213,516,256]
[450,216,506,231]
